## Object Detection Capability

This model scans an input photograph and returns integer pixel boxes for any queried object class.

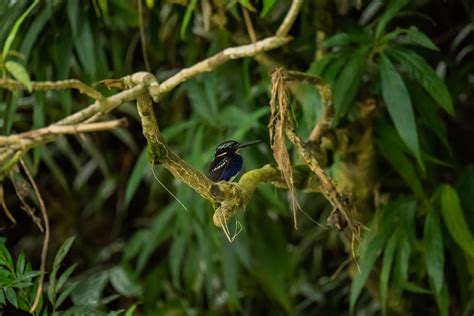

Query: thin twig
[21,160,50,314]
[242,7,257,43]
[0,118,128,145]
[154,36,291,100]
[0,79,105,101]
[276,0,303,37]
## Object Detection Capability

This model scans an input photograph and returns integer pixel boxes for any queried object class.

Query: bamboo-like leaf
[375,0,409,38]
[125,303,138,316]
[19,6,52,62]
[376,121,425,200]
[350,202,397,314]
[260,0,276,17]
[333,48,367,121]
[169,234,187,288]
[402,26,439,51]
[4,287,17,308]
[109,266,142,298]
[124,149,148,209]
[73,16,96,78]
[180,0,198,40]
[388,48,453,114]
[379,52,423,171]
[440,184,474,257]
[380,231,398,315]
[53,237,75,273]
[424,210,444,294]
[2,0,39,60]
[5,61,32,92]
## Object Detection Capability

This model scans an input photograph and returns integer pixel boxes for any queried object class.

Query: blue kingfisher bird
[208,140,261,182]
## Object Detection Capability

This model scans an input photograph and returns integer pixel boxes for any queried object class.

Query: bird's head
[214,140,261,157]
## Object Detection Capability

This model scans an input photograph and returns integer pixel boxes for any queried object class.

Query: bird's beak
[237,140,262,149]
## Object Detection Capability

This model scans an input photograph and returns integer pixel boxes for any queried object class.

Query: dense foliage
[1,0,473,315]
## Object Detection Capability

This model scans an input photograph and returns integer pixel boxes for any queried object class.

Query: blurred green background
[0,0,473,315]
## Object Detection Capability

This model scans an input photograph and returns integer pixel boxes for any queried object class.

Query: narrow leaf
[125,303,138,316]
[73,17,96,78]
[402,26,439,51]
[124,149,148,209]
[5,61,32,92]
[333,48,367,121]
[180,0,198,40]
[4,287,17,308]
[56,263,77,293]
[380,231,398,315]
[53,237,75,272]
[375,0,409,38]
[2,0,39,60]
[109,266,142,298]
[67,0,79,37]
[15,252,25,276]
[388,48,453,114]
[440,185,474,257]
[379,52,423,170]
[56,281,79,309]
[350,202,397,314]
[260,0,276,17]
[424,210,444,294]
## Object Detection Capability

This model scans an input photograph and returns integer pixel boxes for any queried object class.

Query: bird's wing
[208,156,230,182]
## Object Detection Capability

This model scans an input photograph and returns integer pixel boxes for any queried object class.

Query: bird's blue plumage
[208,139,260,182]
[220,153,242,181]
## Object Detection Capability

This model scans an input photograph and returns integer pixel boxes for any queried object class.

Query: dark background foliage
[0,0,473,315]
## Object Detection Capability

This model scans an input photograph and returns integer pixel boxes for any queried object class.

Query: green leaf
[0,242,14,271]
[440,185,474,257]
[124,149,148,209]
[53,237,75,273]
[136,206,175,274]
[56,263,77,293]
[375,0,409,38]
[376,119,425,200]
[409,83,452,156]
[388,48,453,114]
[2,0,39,60]
[333,48,367,121]
[402,26,439,51]
[435,282,450,316]
[379,52,423,171]
[15,252,25,276]
[260,0,276,17]
[0,289,5,305]
[239,0,256,12]
[180,0,198,40]
[424,210,444,294]
[73,16,96,79]
[56,281,79,309]
[350,201,397,314]
[67,0,79,37]
[70,272,108,305]
[125,303,138,316]
[4,91,20,135]
[380,231,398,316]
[169,234,186,288]
[5,61,32,92]
[20,5,52,62]
[4,287,17,308]
[109,266,142,298]
[402,281,431,294]
[324,32,371,48]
